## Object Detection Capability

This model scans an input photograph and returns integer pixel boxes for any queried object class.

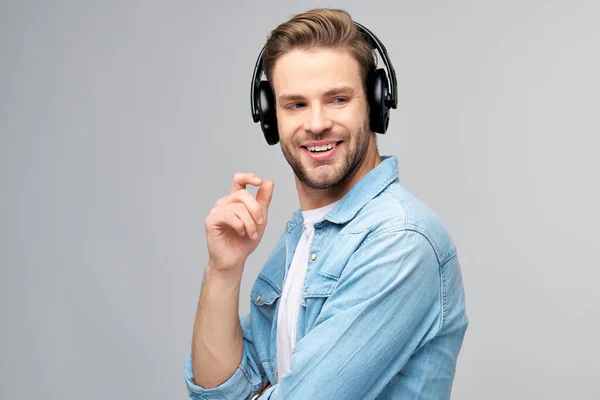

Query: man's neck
[296,147,382,211]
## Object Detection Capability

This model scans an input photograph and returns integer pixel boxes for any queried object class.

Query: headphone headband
[353,22,398,110]
[251,21,397,123]
[251,45,267,123]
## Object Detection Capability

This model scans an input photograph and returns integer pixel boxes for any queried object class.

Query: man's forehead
[271,47,362,95]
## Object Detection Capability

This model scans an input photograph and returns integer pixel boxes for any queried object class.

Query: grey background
[1,0,598,399]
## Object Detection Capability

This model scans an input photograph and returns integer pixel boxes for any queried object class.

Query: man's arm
[184,173,275,399]
[191,263,244,388]
[260,229,449,400]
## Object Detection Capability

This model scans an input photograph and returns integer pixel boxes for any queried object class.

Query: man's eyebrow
[322,85,355,97]
[277,93,306,103]
[277,85,356,103]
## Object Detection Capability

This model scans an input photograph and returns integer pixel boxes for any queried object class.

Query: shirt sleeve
[184,313,269,400]
[260,229,444,400]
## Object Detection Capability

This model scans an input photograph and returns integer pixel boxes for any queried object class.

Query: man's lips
[301,140,343,148]
[300,141,343,160]
[300,140,343,149]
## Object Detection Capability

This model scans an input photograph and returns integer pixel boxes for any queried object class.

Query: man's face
[270,47,372,190]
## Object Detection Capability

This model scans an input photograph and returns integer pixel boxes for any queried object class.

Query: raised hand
[204,172,274,273]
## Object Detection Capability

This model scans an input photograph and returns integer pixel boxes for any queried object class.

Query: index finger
[230,172,263,194]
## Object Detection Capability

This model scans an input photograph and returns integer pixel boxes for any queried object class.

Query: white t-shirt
[276,200,340,382]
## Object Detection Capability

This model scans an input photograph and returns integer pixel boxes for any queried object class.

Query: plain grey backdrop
[1,0,599,399]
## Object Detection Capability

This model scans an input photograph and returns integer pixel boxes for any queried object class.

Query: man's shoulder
[348,180,457,265]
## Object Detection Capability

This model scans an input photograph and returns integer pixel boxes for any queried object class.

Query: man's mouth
[301,141,343,153]
[300,141,343,160]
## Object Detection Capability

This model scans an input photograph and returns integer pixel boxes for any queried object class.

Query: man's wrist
[205,261,244,283]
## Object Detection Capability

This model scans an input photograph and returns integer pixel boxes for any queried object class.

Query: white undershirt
[276,200,340,382]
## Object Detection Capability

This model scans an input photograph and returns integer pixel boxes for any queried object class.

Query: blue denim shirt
[184,155,469,399]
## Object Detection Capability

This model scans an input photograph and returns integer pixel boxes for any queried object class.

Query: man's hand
[192,173,274,388]
[204,172,274,273]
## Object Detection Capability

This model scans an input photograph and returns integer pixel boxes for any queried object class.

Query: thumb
[256,180,274,219]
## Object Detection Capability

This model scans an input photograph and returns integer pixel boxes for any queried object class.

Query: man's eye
[287,103,305,110]
[333,97,348,103]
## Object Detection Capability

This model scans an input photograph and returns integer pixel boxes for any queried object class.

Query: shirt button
[310,253,317,261]
[256,295,261,301]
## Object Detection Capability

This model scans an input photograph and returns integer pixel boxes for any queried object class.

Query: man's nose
[303,103,333,134]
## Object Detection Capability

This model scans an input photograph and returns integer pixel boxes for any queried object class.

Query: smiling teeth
[307,143,335,152]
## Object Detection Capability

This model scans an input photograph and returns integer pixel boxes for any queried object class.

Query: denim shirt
[184,155,469,400]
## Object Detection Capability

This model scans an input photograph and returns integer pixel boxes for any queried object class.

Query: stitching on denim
[328,169,398,224]
[336,226,373,240]
[286,212,303,232]
[439,254,456,330]
[251,276,282,306]
[385,188,453,263]
[303,290,335,298]
[406,225,443,264]
[311,223,335,247]
[355,225,442,265]
[440,264,447,330]
[355,224,404,249]
[251,294,280,306]
[386,190,409,226]
[238,364,253,385]
[317,270,340,280]
[255,274,281,295]
[355,226,445,329]
[257,359,273,385]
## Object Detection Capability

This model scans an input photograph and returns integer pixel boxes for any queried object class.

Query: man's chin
[298,167,345,189]
[284,149,345,188]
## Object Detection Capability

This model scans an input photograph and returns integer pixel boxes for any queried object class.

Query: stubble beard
[281,119,372,190]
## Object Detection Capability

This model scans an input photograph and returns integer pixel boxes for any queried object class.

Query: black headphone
[250,21,398,145]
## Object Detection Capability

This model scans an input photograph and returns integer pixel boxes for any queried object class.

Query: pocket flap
[303,274,337,298]
[250,275,281,306]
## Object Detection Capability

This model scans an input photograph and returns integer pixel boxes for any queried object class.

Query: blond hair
[261,8,377,91]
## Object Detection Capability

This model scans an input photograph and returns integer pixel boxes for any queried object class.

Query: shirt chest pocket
[300,273,338,327]
[250,275,281,320]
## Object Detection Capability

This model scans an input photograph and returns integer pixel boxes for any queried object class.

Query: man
[184,8,468,400]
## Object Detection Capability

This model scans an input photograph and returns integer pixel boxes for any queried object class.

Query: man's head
[262,8,380,191]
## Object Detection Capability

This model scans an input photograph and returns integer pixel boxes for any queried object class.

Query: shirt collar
[286,155,399,232]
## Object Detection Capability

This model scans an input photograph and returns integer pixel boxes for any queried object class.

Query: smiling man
[184,8,468,400]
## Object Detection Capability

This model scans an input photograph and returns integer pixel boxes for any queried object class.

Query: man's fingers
[223,174,273,227]
[209,209,246,237]
[230,172,262,194]
[218,190,264,226]
[256,180,275,218]
[209,205,260,240]
[229,203,260,239]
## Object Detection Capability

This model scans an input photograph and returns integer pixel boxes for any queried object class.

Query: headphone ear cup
[366,69,390,134]
[258,81,279,145]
